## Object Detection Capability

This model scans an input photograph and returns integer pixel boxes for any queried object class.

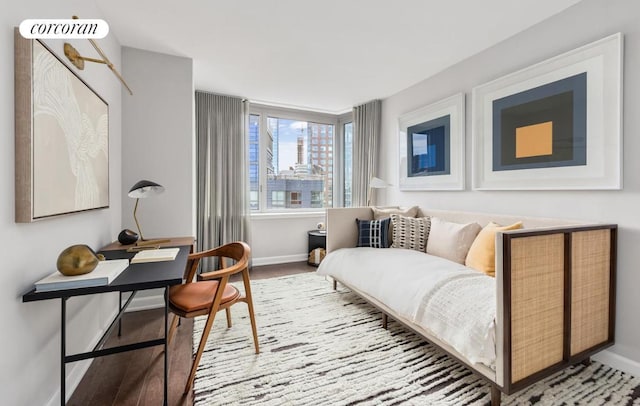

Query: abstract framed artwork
[472,33,622,190]
[15,29,109,222]
[399,93,465,190]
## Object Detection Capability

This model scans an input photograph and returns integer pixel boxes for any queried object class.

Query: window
[248,114,260,210]
[250,106,349,212]
[250,191,259,208]
[287,191,302,207]
[271,191,285,208]
[344,122,353,207]
[248,104,353,212]
[311,191,323,208]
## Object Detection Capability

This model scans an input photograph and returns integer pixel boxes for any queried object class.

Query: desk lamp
[128,180,169,246]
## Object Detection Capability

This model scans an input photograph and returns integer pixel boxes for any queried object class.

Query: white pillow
[372,206,419,220]
[426,217,482,264]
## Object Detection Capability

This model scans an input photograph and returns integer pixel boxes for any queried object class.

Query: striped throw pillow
[390,214,431,252]
[356,218,391,248]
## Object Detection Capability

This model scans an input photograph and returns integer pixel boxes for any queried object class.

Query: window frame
[336,112,353,207]
[250,104,345,213]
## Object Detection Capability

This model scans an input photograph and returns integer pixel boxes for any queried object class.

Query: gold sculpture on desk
[57,245,105,276]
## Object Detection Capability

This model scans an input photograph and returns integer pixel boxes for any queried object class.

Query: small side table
[307,230,327,266]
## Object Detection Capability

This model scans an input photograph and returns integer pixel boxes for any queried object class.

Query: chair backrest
[183,241,250,282]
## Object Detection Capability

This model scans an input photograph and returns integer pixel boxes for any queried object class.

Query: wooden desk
[100,236,196,252]
[22,237,194,406]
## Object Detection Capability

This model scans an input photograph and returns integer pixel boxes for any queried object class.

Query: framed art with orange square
[471,33,622,190]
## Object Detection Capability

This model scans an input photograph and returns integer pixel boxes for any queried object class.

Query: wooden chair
[167,241,259,394]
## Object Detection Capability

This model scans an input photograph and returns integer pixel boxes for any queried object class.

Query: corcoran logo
[19,19,109,39]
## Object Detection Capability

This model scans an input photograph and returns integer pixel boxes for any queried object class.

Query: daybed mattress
[317,247,497,369]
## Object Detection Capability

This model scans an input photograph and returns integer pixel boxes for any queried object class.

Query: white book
[35,259,130,292]
[130,247,180,264]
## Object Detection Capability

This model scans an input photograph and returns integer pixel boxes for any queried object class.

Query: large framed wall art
[15,29,109,222]
[471,33,622,190]
[399,93,465,190]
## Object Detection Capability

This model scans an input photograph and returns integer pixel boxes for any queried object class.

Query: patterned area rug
[193,273,640,405]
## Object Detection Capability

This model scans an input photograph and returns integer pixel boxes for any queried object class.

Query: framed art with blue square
[399,93,465,190]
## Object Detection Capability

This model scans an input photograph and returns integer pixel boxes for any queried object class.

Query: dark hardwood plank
[68,262,313,406]
[68,315,145,406]
[112,312,165,406]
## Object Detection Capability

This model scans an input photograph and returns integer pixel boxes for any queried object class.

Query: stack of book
[35,259,129,292]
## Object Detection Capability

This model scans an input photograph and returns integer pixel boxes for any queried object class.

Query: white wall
[0,1,123,404]
[251,214,325,265]
[379,0,640,374]
[120,47,195,309]
[121,47,194,238]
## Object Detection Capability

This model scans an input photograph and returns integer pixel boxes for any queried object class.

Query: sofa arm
[326,207,373,253]
[494,224,616,393]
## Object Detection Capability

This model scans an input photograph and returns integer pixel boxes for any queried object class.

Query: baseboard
[594,349,640,377]
[252,253,308,266]
[45,308,119,406]
[126,294,165,312]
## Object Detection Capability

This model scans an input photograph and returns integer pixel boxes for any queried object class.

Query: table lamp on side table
[128,180,170,247]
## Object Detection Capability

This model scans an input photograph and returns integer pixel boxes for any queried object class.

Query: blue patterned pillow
[356,218,391,248]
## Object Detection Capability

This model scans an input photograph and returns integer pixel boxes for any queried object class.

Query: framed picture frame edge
[14,28,110,222]
[471,32,623,191]
[398,92,466,191]
[14,28,34,223]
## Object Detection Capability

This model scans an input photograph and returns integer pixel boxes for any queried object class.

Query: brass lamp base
[126,239,171,252]
[136,238,171,247]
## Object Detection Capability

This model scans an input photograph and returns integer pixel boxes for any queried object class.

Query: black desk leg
[118,291,122,337]
[164,286,169,406]
[61,297,68,406]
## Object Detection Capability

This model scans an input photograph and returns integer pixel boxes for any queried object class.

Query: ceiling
[95,0,582,114]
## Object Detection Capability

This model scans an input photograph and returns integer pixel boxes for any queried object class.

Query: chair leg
[242,270,260,354]
[168,314,180,345]
[225,307,232,328]
[185,276,229,394]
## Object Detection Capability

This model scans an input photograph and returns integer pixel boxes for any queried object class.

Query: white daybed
[317,207,617,405]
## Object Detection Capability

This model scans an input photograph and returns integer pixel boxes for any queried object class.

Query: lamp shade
[369,177,389,189]
[127,180,164,198]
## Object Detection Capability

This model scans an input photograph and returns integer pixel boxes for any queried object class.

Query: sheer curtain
[195,91,250,255]
[352,100,382,206]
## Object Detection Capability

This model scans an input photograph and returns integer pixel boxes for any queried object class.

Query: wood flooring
[68,261,316,406]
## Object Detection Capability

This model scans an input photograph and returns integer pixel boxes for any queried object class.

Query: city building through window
[249,107,352,211]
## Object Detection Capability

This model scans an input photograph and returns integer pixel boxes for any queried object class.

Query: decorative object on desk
[56,244,105,276]
[36,259,128,292]
[399,93,465,191]
[130,247,180,264]
[117,229,139,245]
[63,16,133,95]
[367,177,390,206]
[14,28,109,223]
[127,179,170,245]
[472,33,622,190]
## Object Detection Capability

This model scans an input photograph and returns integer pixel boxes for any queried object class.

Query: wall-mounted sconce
[63,15,133,95]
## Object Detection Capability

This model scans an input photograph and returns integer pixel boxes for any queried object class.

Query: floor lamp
[367,177,390,206]
[128,180,170,246]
